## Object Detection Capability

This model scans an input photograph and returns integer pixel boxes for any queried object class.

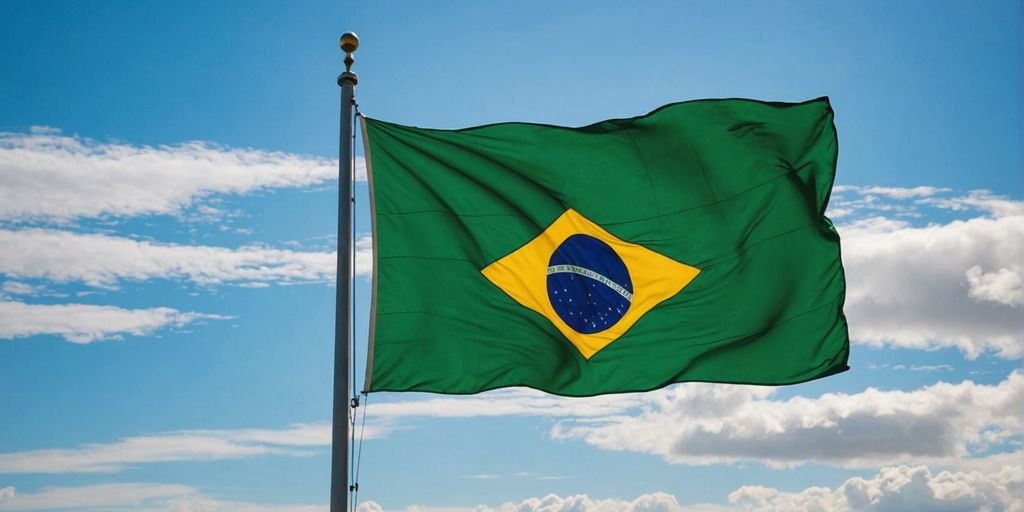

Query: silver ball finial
[340,33,359,54]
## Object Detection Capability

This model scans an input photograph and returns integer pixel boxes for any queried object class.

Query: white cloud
[965,265,1023,306]
[549,373,1023,468]
[0,482,326,512]
[922,190,1024,218]
[869,363,954,372]
[357,493,728,512]
[827,187,930,218]
[0,483,193,511]
[0,423,321,474]
[0,421,390,474]
[0,388,632,474]
[856,186,952,199]
[0,300,225,343]
[146,498,326,512]
[826,185,1014,221]
[3,375,1019,489]
[729,465,1024,511]
[0,229,372,288]
[357,465,1022,512]
[495,493,703,512]
[369,387,636,420]
[0,386,648,475]
[0,281,46,296]
[461,472,569,481]
[0,128,365,222]
[339,374,1023,471]
[825,207,854,219]
[839,200,1024,359]
[355,235,373,280]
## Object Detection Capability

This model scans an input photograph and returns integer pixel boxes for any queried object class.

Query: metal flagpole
[331,31,359,512]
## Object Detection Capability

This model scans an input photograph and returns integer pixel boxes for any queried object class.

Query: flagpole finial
[340,32,359,73]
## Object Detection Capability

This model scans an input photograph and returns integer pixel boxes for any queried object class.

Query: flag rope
[349,100,370,512]
[352,392,370,511]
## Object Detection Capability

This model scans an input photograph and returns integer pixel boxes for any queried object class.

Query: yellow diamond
[481,209,700,359]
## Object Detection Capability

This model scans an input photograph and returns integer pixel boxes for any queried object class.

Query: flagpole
[332,31,359,512]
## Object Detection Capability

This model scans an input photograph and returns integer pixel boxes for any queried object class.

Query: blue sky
[0,1,1021,511]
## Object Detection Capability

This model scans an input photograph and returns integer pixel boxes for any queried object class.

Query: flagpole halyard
[331,31,359,512]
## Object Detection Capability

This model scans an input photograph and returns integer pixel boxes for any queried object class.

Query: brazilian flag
[361,97,849,396]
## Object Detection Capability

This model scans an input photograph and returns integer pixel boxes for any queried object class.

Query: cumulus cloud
[839,196,1024,359]
[0,128,364,222]
[550,373,1023,468]
[358,464,1023,512]
[357,492,726,512]
[294,374,1022,471]
[0,229,372,288]
[965,265,1023,306]
[2,376,1019,476]
[0,482,326,511]
[729,465,1023,511]
[0,300,225,343]
[490,493,702,512]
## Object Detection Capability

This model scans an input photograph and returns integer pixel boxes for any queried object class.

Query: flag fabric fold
[361,97,848,396]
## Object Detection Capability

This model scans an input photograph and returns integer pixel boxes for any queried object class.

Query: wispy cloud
[829,185,1024,222]
[0,281,52,297]
[0,421,394,474]
[0,387,637,474]
[0,229,372,288]
[921,189,1024,218]
[854,185,952,199]
[869,363,954,372]
[0,127,365,222]
[369,388,635,420]
[0,300,226,343]
[0,423,347,474]
[461,471,571,481]
[0,483,194,511]
[0,482,326,512]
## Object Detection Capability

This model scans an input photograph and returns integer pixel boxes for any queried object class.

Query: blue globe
[546,234,633,334]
